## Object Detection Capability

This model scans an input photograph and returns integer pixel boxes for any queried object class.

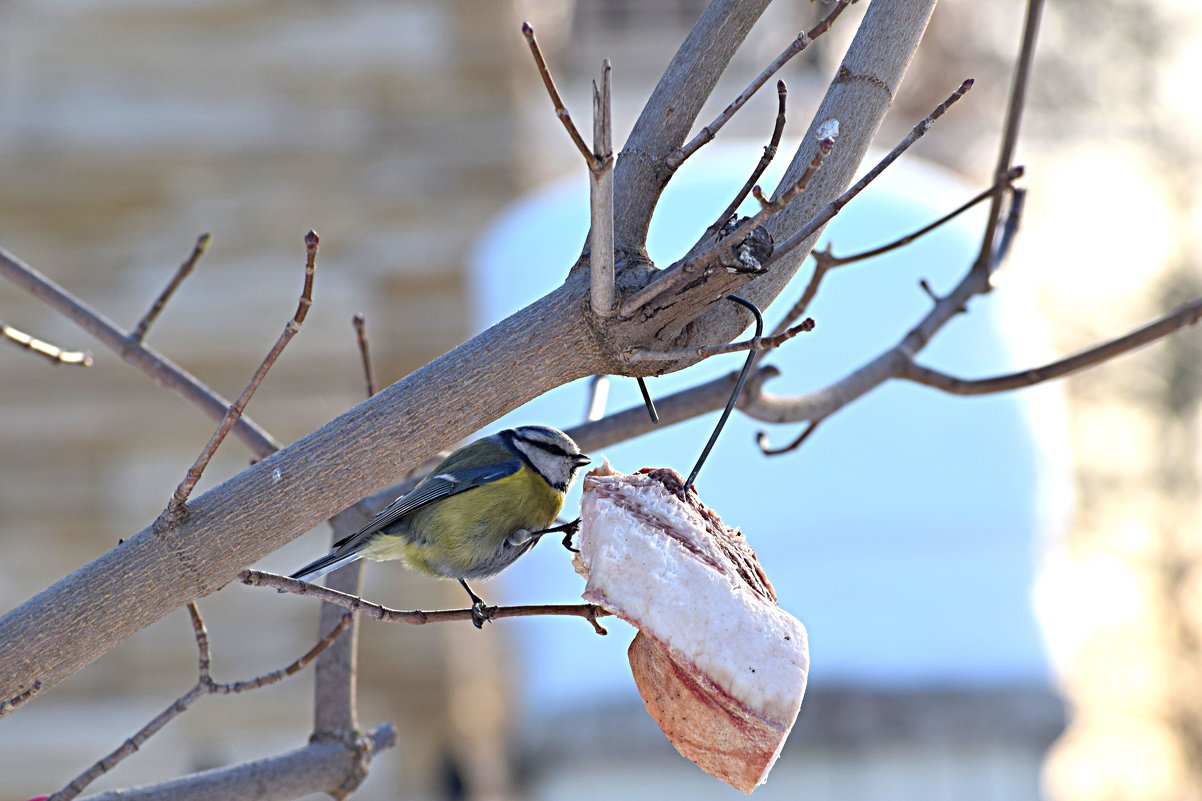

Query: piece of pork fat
[575,461,809,794]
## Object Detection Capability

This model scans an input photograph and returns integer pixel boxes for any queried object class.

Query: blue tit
[290,425,591,627]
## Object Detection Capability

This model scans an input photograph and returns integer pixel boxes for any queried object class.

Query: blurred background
[2,1,1201,800]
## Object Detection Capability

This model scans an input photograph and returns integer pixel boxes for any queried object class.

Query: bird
[289,425,591,627]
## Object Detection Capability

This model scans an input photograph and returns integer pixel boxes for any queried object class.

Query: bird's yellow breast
[361,464,566,579]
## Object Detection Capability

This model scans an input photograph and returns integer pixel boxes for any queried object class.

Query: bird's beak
[573,453,592,467]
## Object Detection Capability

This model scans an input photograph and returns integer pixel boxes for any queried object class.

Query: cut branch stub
[716,220,774,276]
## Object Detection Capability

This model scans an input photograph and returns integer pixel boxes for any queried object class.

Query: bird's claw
[470,601,492,629]
[559,517,582,553]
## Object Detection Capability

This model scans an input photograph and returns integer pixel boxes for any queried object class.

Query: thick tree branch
[0,678,42,718]
[613,0,773,251]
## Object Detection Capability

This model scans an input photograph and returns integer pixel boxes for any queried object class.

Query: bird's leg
[458,578,491,629]
[531,517,582,553]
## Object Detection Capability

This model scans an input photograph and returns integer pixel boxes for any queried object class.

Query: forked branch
[49,602,353,801]
[522,22,595,167]
[0,246,279,457]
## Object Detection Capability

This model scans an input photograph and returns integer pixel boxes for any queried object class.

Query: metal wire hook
[685,294,762,489]
[636,376,660,423]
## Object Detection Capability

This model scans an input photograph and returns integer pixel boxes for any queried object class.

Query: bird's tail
[289,550,364,584]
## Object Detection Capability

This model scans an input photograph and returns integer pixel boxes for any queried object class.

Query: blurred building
[1,2,1199,801]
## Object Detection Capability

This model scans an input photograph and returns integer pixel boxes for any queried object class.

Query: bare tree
[3,0,1201,796]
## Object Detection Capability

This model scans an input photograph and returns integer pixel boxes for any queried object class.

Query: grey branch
[0,246,279,458]
[613,0,774,250]
[899,299,1202,396]
[973,0,1044,277]
[75,724,396,801]
[590,61,617,317]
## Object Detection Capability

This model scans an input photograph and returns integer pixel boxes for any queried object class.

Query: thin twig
[741,133,837,231]
[763,78,975,274]
[590,60,617,317]
[50,601,350,801]
[186,602,211,680]
[706,80,789,236]
[993,187,1026,269]
[761,167,1023,351]
[629,317,814,362]
[352,313,377,398]
[215,612,352,694]
[756,419,823,456]
[973,0,1043,278]
[899,298,1202,396]
[239,569,610,635]
[823,167,1023,269]
[0,319,92,366]
[0,678,42,718]
[131,233,211,342]
[670,0,853,168]
[164,232,318,519]
[0,246,279,457]
[522,22,596,168]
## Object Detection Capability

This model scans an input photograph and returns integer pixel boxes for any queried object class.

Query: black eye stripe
[514,435,572,458]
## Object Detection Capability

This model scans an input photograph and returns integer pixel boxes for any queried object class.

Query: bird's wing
[331,461,522,552]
